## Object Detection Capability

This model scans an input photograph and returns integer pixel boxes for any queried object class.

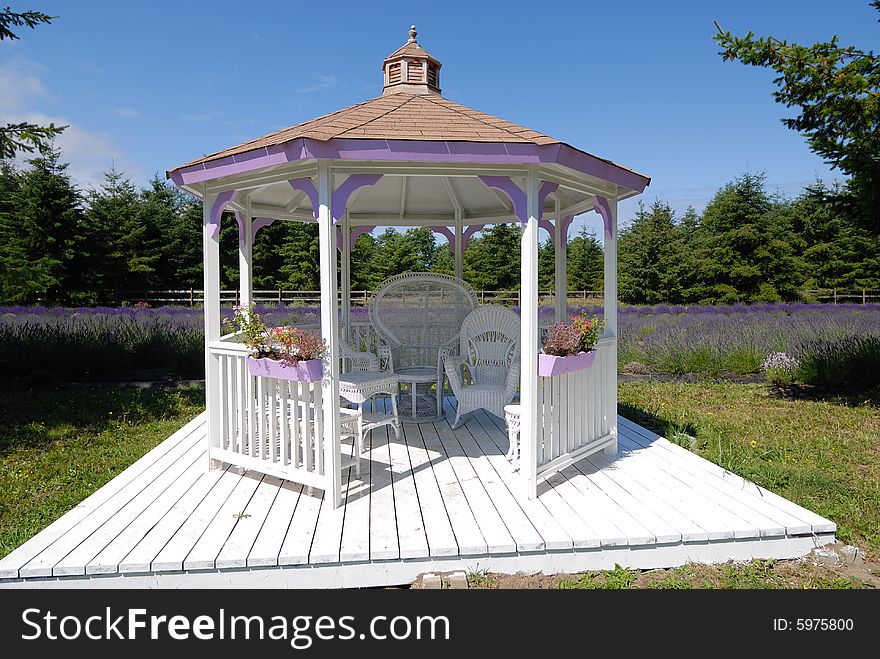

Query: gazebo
[167,27,651,509]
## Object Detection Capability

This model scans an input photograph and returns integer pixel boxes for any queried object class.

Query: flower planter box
[538,349,596,377]
[246,356,323,382]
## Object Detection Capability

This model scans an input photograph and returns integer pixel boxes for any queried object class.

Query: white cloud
[0,56,144,188]
[0,57,49,113]
[115,106,141,118]
[294,74,337,94]
[8,110,145,189]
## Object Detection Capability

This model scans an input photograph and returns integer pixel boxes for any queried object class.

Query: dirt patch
[414,548,879,589]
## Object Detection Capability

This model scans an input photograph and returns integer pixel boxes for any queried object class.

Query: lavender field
[1,303,879,385]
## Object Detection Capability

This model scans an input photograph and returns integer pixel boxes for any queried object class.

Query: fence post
[863,289,867,305]
[833,289,838,304]
[189,288,194,307]
[278,289,282,304]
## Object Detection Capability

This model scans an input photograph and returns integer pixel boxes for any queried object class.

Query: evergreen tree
[431,242,455,276]
[463,223,520,290]
[692,172,801,303]
[538,238,555,289]
[80,169,153,302]
[278,222,321,291]
[618,201,683,303]
[567,226,604,291]
[9,146,81,303]
[350,233,378,290]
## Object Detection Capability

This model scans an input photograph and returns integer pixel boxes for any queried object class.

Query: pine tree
[618,201,683,303]
[463,223,521,290]
[79,169,151,302]
[567,226,604,292]
[278,222,321,290]
[350,233,378,290]
[9,146,81,304]
[693,172,802,303]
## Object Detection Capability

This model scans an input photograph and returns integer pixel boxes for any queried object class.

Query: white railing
[207,339,330,490]
[535,337,617,480]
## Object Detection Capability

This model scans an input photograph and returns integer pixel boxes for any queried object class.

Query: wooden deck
[0,403,836,589]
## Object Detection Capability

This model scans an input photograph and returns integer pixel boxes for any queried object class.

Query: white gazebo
[167,27,651,508]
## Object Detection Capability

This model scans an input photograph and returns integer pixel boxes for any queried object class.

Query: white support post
[603,195,618,457]
[203,188,223,470]
[521,166,540,499]
[239,197,253,308]
[317,160,342,508]
[341,210,351,338]
[553,197,567,322]
[454,209,463,280]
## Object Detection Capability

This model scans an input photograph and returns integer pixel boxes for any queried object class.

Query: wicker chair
[443,305,521,428]
[369,272,478,417]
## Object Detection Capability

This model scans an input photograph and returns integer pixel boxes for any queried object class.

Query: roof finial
[408,25,417,42]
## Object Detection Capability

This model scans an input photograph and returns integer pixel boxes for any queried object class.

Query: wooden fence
[121,288,880,308]
[125,289,605,307]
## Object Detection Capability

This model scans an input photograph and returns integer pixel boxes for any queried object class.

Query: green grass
[555,560,868,590]
[619,380,880,558]
[0,385,204,558]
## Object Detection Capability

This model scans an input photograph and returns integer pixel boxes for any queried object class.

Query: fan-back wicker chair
[368,272,479,417]
[443,305,521,428]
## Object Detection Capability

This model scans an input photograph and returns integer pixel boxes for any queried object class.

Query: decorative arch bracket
[336,225,376,252]
[288,178,319,219]
[209,190,236,239]
[332,174,382,224]
[592,195,613,239]
[478,176,526,223]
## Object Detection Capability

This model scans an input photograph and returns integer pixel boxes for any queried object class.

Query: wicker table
[338,371,401,448]
[395,366,444,422]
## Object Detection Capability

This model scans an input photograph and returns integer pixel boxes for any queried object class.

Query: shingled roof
[171,27,647,188]
[177,93,561,169]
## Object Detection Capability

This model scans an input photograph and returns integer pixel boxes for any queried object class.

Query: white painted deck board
[182,470,263,570]
[455,414,547,552]
[384,422,430,559]
[369,426,401,561]
[150,466,241,572]
[216,475,283,569]
[247,480,301,567]
[399,420,459,557]
[469,410,574,550]
[0,410,837,587]
[0,414,205,579]
[119,461,230,573]
[413,422,488,555]
[618,417,833,534]
[18,423,204,578]
[427,420,515,553]
[87,449,208,575]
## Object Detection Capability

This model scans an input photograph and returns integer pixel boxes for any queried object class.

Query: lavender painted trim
[289,177,319,219]
[462,224,484,250]
[538,219,555,239]
[432,226,455,251]
[592,195,613,239]
[537,350,596,377]
[478,175,527,223]
[169,139,651,194]
[252,217,275,237]
[209,190,236,240]
[336,224,376,252]
[246,356,323,382]
[538,181,558,215]
[332,174,382,224]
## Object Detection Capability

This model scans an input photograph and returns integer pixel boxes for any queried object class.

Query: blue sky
[1,0,876,235]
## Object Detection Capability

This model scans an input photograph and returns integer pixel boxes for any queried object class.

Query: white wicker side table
[504,404,521,470]
[338,371,401,450]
